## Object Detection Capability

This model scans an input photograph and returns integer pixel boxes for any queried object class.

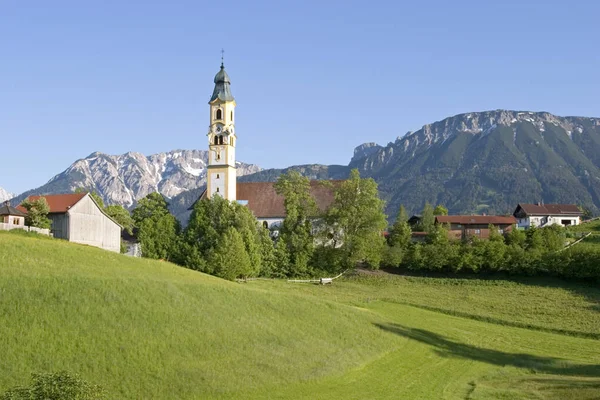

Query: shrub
[1,371,105,400]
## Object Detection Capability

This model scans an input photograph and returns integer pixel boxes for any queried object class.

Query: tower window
[213,136,219,145]
[216,109,222,120]
[216,153,221,161]
[230,111,233,120]
[216,187,220,193]
[218,135,224,145]
[230,138,234,146]
[216,174,220,179]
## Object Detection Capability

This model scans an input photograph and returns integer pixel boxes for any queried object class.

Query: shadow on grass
[374,323,600,378]
[394,302,600,340]
[364,268,600,315]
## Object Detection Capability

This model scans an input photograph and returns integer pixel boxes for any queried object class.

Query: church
[193,61,336,229]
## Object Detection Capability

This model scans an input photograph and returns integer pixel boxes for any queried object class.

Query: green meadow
[1,231,599,399]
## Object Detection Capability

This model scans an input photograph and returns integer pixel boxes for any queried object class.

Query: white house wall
[518,215,580,229]
[67,195,121,252]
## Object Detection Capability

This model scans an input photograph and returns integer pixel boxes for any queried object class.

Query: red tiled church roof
[239,181,338,218]
[197,181,339,218]
[17,193,86,214]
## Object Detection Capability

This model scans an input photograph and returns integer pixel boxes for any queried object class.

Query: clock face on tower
[216,125,222,133]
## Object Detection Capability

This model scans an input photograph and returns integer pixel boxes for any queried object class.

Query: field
[1,231,599,399]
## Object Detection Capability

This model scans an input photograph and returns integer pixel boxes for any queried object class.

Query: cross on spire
[220,48,225,68]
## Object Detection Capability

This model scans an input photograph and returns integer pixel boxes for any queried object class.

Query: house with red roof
[17,193,121,252]
[512,203,582,229]
[435,215,517,240]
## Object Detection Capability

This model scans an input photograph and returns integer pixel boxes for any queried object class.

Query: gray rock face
[351,142,383,163]
[349,110,600,216]
[0,187,14,203]
[13,150,261,207]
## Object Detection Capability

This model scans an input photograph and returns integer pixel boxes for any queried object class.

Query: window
[13,218,19,225]
[216,174,220,179]
[216,187,220,193]
[213,136,219,145]
[474,229,481,234]
[230,111,233,120]
[263,221,269,229]
[230,137,234,146]
[216,109,222,120]
[216,153,221,161]
[218,135,224,145]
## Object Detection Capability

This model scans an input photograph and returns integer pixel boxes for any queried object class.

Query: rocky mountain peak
[14,149,261,208]
[351,142,383,163]
[0,187,14,203]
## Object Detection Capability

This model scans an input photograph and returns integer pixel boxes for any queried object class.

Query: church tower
[206,60,237,201]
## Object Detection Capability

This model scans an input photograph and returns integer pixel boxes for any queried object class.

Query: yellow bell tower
[206,59,237,201]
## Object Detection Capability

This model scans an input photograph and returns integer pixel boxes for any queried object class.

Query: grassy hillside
[1,231,600,399]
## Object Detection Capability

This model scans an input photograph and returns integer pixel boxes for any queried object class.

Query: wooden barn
[18,193,121,252]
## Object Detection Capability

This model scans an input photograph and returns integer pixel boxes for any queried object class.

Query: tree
[384,205,412,267]
[104,205,134,235]
[20,197,51,229]
[257,227,277,277]
[1,371,105,400]
[433,204,448,216]
[388,205,412,248]
[394,205,408,224]
[325,169,387,268]
[579,205,593,221]
[274,171,318,276]
[182,195,265,277]
[132,193,180,261]
[209,227,252,281]
[418,202,435,233]
[505,227,526,248]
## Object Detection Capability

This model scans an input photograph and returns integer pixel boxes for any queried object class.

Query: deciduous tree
[132,193,180,261]
[20,197,51,229]
[326,169,387,268]
[274,171,317,276]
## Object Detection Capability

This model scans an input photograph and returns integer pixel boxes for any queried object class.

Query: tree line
[132,169,387,280]
[19,174,600,282]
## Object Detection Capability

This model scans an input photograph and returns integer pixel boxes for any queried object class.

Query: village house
[17,193,122,252]
[0,201,27,227]
[435,215,517,240]
[512,203,582,229]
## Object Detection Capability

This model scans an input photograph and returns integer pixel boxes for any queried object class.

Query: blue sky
[1,0,599,194]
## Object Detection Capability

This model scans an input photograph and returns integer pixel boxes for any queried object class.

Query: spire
[210,52,234,103]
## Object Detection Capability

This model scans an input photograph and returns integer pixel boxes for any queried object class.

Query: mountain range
[238,110,600,217]
[11,150,261,213]
[9,110,600,222]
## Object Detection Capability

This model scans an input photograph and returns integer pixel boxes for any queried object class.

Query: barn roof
[515,203,582,216]
[435,215,517,225]
[0,202,27,217]
[17,193,87,214]
[17,193,123,229]
[195,180,340,218]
